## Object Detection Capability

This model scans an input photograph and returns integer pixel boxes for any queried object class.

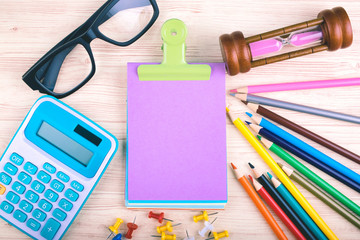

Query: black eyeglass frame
[22,0,159,99]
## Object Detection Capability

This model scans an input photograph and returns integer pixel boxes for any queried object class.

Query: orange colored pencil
[231,163,288,240]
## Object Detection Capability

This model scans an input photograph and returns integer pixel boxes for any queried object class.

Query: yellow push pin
[152,232,177,240]
[157,222,181,233]
[206,230,229,240]
[107,218,124,239]
[193,211,209,222]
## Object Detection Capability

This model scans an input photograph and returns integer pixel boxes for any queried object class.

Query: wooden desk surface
[0,0,359,239]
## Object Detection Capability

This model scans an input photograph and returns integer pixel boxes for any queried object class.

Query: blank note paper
[126,62,227,209]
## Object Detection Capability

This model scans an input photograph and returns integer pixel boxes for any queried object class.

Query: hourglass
[219,7,353,75]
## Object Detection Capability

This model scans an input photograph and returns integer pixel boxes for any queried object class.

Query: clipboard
[126,19,227,209]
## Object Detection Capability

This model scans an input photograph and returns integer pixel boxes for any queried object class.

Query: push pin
[193,211,218,223]
[106,218,124,240]
[157,222,181,233]
[151,232,176,240]
[112,234,122,240]
[149,211,173,223]
[125,217,138,239]
[183,230,195,240]
[199,218,217,237]
[206,231,229,240]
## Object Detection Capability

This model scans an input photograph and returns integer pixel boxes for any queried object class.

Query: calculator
[0,96,118,240]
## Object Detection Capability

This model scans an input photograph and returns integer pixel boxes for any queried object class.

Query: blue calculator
[0,96,118,240]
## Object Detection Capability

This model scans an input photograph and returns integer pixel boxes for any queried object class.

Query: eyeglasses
[22,0,159,99]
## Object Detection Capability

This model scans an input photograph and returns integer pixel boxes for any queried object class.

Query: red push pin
[125,217,138,239]
[148,211,173,223]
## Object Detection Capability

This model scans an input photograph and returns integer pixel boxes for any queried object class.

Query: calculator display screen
[37,121,93,166]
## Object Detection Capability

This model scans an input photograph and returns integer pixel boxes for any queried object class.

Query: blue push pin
[113,233,122,240]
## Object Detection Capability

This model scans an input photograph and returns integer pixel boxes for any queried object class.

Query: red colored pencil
[249,175,306,240]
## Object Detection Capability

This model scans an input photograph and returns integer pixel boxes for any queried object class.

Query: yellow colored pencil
[226,105,338,240]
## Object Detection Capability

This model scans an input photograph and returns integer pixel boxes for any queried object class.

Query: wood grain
[0,0,359,239]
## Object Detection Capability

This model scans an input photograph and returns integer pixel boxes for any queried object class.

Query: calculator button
[24,162,38,175]
[14,209,27,223]
[0,184,6,195]
[27,218,41,231]
[59,198,73,212]
[43,163,56,174]
[40,218,61,240]
[0,172,12,185]
[70,180,84,192]
[12,181,26,194]
[10,153,24,166]
[18,172,32,185]
[25,190,39,203]
[0,201,14,214]
[4,163,18,176]
[37,171,51,184]
[56,171,69,183]
[6,191,20,204]
[39,199,53,212]
[45,189,59,202]
[53,208,67,221]
[19,200,33,213]
[31,180,45,193]
[33,209,47,222]
[64,189,79,202]
[50,180,64,193]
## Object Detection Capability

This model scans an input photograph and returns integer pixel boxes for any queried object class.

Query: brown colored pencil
[245,102,360,165]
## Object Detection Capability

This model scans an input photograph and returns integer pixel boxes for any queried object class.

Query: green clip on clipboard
[137,18,211,80]
[126,19,227,208]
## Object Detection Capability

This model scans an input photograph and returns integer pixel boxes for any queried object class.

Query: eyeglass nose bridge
[82,29,98,43]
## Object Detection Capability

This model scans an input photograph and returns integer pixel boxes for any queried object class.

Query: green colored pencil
[280,164,360,229]
[260,136,360,216]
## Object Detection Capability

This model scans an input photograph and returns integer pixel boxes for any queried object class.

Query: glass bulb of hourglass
[249,30,323,58]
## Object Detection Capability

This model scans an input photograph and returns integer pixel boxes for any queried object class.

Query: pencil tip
[248,162,255,169]
[229,93,236,97]
[248,175,253,182]
[230,89,237,93]
[245,112,253,117]
[256,135,262,140]
[230,162,237,169]
[267,172,273,179]
[245,120,252,125]
[241,100,248,105]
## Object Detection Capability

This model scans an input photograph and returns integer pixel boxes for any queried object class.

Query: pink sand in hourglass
[249,31,323,58]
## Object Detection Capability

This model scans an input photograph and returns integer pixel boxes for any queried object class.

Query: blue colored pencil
[247,123,360,193]
[267,172,328,240]
[247,112,360,185]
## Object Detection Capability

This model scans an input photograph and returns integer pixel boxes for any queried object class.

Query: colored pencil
[267,172,327,240]
[230,77,360,94]
[249,163,316,240]
[245,102,360,164]
[230,163,288,240]
[260,137,360,216]
[231,93,360,124]
[247,123,360,193]
[226,105,338,240]
[248,175,306,240]
[247,113,360,185]
[280,164,360,229]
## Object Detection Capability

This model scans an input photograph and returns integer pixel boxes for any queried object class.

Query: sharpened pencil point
[245,112,253,117]
[245,121,252,125]
[229,93,236,97]
[230,89,237,93]
[267,172,273,179]
[248,162,255,169]
[256,135,262,140]
[248,175,254,182]
[230,162,237,170]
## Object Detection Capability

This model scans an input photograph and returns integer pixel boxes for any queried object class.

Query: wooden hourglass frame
[219,7,353,75]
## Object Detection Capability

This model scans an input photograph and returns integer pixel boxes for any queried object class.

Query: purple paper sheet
[127,63,227,202]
